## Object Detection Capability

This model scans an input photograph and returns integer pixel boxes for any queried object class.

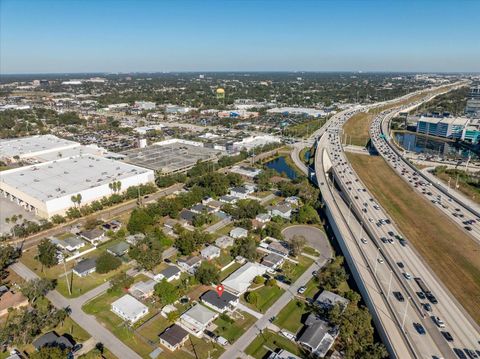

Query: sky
[1,0,479,74]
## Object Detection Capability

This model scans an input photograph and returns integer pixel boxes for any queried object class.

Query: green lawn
[302,246,319,257]
[273,299,309,334]
[303,277,320,299]
[82,288,156,358]
[79,348,117,359]
[214,250,233,268]
[282,255,314,282]
[243,285,285,313]
[219,262,242,281]
[214,312,256,343]
[245,330,301,359]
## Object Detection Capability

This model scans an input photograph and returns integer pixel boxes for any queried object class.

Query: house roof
[107,241,130,256]
[159,324,189,346]
[298,314,338,356]
[231,186,248,194]
[201,245,221,257]
[32,331,74,350]
[215,236,234,248]
[179,209,195,222]
[316,290,349,308]
[129,280,156,295]
[73,258,96,274]
[201,290,238,310]
[80,228,104,240]
[52,235,84,249]
[179,256,202,267]
[230,227,248,237]
[112,294,148,319]
[222,262,268,294]
[160,265,181,279]
[268,241,289,255]
[181,304,217,325]
[262,253,284,267]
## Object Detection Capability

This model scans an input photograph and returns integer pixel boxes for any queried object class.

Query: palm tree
[70,194,82,208]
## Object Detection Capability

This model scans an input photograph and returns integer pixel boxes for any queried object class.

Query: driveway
[11,262,142,359]
[282,225,333,260]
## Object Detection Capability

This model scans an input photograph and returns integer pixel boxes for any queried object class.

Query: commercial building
[111,294,149,324]
[232,135,281,152]
[0,154,154,218]
[415,116,472,141]
[0,135,79,164]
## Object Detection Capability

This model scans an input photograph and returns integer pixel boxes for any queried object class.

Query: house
[179,209,196,225]
[267,240,290,257]
[107,241,130,257]
[190,204,211,214]
[215,235,235,249]
[111,294,149,324]
[164,218,180,230]
[159,324,189,351]
[102,220,122,232]
[297,314,339,358]
[268,204,292,220]
[229,165,262,179]
[206,200,223,212]
[154,265,181,282]
[50,235,85,252]
[179,304,218,337]
[222,262,269,295]
[32,331,74,351]
[267,349,301,359]
[200,245,221,260]
[0,290,28,317]
[285,196,300,206]
[177,256,202,274]
[255,213,271,223]
[230,186,249,199]
[73,258,96,277]
[315,290,350,312]
[126,233,145,245]
[261,253,285,272]
[128,280,156,299]
[219,195,237,204]
[79,228,105,245]
[230,227,248,239]
[200,289,239,313]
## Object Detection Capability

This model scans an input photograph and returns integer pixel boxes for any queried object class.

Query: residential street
[11,262,142,359]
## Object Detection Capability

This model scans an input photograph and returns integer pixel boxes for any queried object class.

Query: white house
[200,289,239,313]
[230,227,248,239]
[177,256,202,274]
[159,324,189,351]
[72,258,96,277]
[200,245,221,260]
[79,228,105,245]
[255,213,271,223]
[215,236,235,249]
[222,262,269,295]
[111,294,149,324]
[268,204,292,220]
[154,265,181,282]
[128,280,156,300]
[179,304,218,337]
[230,186,249,199]
[50,236,85,252]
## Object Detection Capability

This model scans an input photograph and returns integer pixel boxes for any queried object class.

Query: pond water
[394,132,478,161]
[265,156,298,180]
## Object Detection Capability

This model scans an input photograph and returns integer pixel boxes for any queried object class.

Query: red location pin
[216,284,224,297]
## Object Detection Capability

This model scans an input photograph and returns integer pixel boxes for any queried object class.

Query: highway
[313,86,480,359]
[370,101,480,246]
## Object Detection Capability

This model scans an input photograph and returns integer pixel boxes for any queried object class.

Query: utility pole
[63,259,71,296]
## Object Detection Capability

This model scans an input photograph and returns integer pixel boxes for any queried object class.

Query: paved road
[8,183,183,250]
[282,225,331,259]
[11,262,142,359]
[219,226,333,359]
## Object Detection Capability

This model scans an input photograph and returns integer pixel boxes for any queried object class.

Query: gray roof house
[179,304,218,337]
[177,256,202,274]
[154,265,181,282]
[79,228,105,245]
[200,290,239,313]
[298,314,339,358]
[159,324,189,351]
[268,203,292,220]
[50,235,85,252]
[107,241,130,257]
[200,245,221,260]
[215,235,235,249]
[73,258,97,277]
[32,331,74,351]
[261,253,285,271]
[315,290,350,311]
[230,227,248,239]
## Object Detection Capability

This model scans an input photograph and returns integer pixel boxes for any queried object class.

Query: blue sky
[1,0,479,74]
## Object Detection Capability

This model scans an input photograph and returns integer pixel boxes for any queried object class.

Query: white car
[433,316,445,328]
[377,258,384,264]
[280,330,296,341]
[361,238,367,244]
[403,272,412,280]
[297,286,306,295]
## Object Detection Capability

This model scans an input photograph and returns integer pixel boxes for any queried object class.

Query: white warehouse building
[0,154,154,218]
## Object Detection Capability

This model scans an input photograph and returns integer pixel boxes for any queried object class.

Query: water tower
[216,87,225,104]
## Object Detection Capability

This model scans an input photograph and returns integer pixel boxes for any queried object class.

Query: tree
[245,291,258,305]
[167,310,180,323]
[289,234,306,256]
[20,278,55,303]
[0,244,19,272]
[154,279,179,306]
[230,236,257,261]
[265,278,277,287]
[195,262,219,285]
[70,193,82,207]
[127,207,155,234]
[36,238,59,269]
[31,346,68,359]
[109,272,134,293]
[295,205,320,224]
[129,229,164,270]
[96,252,121,274]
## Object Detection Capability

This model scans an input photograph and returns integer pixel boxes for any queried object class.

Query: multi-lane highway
[313,85,480,359]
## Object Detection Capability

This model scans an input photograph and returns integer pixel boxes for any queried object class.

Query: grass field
[347,152,480,324]
[273,299,309,334]
[282,255,314,282]
[245,330,301,359]
[242,285,285,313]
[213,311,256,343]
[432,167,480,205]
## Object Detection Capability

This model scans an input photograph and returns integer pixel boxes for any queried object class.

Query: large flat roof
[122,142,221,174]
[0,154,152,202]
[0,135,79,159]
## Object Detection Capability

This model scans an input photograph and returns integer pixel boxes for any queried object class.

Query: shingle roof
[201,290,238,310]
[160,265,181,279]
[73,258,96,274]
[32,331,74,350]
[159,324,189,346]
